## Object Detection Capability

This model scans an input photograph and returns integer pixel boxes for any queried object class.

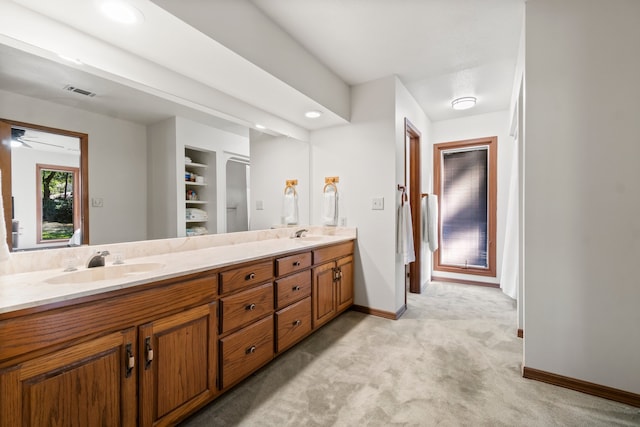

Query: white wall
[0,89,147,246]
[395,77,432,304]
[310,77,398,314]
[250,132,310,230]
[430,111,514,285]
[525,0,640,394]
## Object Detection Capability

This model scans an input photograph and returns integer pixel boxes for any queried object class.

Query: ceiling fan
[11,128,64,149]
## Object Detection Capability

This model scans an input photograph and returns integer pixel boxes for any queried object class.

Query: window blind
[440,148,488,268]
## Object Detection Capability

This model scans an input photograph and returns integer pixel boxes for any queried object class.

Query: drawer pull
[293,261,301,266]
[293,319,301,326]
[246,303,256,311]
[125,343,134,378]
[245,272,256,281]
[246,345,257,354]
[144,336,154,370]
[292,285,301,291]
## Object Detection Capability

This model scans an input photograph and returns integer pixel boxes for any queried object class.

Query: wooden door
[138,303,217,427]
[0,328,137,427]
[312,261,336,328]
[336,255,354,312]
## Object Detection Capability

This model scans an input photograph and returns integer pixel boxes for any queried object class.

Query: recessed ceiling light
[451,97,477,110]
[305,110,322,119]
[99,1,144,25]
[255,124,266,130]
[58,54,83,65]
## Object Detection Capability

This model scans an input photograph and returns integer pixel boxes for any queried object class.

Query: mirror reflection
[0,43,310,252]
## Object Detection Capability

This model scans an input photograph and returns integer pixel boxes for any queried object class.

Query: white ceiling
[249,0,525,121]
[1,0,524,134]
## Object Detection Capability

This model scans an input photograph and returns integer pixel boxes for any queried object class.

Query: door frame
[404,118,422,295]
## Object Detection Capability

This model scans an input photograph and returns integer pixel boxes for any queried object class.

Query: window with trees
[37,164,80,243]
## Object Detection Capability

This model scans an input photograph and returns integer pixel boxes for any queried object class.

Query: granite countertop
[0,229,355,315]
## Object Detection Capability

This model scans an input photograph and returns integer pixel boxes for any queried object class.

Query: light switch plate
[372,197,384,210]
[91,197,103,207]
[256,200,264,210]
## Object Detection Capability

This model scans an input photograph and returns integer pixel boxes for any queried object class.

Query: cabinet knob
[246,303,256,311]
[293,261,301,267]
[246,346,257,354]
[292,285,301,291]
[293,319,301,326]
[246,272,256,281]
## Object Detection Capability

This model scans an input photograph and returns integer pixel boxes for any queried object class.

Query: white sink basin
[45,263,165,284]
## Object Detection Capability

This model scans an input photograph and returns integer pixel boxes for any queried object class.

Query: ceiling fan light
[451,96,477,110]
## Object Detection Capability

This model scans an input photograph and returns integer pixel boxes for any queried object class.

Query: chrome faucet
[87,250,110,268]
[292,229,308,238]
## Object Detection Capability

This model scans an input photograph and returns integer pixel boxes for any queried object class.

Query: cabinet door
[336,255,354,313]
[139,303,217,427]
[312,261,336,329]
[0,328,137,427]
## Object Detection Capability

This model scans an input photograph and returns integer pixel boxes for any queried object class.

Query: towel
[397,202,415,265]
[186,208,208,220]
[282,191,299,225]
[322,191,338,226]
[0,171,11,261]
[425,194,439,252]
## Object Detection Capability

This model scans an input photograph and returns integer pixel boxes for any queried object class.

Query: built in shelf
[185,181,206,186]
[186,219,208,223]
[185,200,208,204]
[185,161,207,168]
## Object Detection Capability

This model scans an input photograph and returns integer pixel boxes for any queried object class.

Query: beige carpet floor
[181,282,640,426]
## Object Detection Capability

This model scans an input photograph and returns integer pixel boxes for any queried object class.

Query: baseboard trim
[431,276,500,289]
[517,329,524,338]
[351,304,405,320]
[523,367,640,407]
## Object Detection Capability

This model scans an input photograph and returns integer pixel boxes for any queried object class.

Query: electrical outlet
[91,197,103,208]
[372,197,384,210]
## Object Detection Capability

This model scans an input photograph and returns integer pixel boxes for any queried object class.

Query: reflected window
[37,164,80,243]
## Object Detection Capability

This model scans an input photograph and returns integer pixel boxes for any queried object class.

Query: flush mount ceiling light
[451,96,477,110]
[99,1,144,24]
[305,110,322,119]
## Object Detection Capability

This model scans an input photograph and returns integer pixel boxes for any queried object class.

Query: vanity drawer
[313,241,354,265]
[220,315,274,389]
[275,252,312,277]
[276,297,311,353]
[219,260,273,294]
[219,283,274,334]
[275,270,311,309]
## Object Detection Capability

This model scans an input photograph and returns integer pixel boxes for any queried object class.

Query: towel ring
[284,179,298,196]
[324,176,339,194]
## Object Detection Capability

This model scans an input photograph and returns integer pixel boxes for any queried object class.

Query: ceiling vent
[63,85,96,97]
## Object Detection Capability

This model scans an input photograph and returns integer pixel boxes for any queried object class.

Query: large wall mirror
[0,42,310,252]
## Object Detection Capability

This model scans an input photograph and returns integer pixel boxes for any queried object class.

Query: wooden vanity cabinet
[0,328,137,427]
[138,303,217,427]
[312,242,354,329]
[274,255,313,353]
[0,272,218,427]
[217,261,275,390]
